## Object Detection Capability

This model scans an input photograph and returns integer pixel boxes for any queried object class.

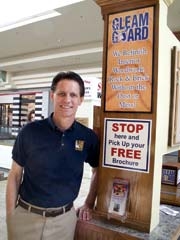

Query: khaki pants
[6,205,77,240]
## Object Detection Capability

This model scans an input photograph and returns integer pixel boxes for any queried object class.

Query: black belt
[18,198,73,217]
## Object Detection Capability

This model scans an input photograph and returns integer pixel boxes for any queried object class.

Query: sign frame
[104,6,154,112]
[103,118,152,173]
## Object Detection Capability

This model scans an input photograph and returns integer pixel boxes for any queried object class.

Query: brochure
[108,178,129,217]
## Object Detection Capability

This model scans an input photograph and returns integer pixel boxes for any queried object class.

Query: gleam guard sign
[105,7,154,112]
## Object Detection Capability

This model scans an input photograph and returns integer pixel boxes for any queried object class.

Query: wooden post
[95,0,159,233]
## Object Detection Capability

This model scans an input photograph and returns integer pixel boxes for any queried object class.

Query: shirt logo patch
[75,140,84,151]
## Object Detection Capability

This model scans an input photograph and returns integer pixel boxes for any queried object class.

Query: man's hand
[76,168,98,221]
[76,205,93,221]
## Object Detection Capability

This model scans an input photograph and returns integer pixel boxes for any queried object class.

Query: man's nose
[63,94,71,102]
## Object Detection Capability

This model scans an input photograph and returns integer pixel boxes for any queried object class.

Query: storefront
[0,91,48,138]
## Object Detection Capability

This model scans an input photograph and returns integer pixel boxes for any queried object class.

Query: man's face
[50,79,83,118]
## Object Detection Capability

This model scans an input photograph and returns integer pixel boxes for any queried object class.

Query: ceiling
[0,0,103,76]
[0,0,179,77]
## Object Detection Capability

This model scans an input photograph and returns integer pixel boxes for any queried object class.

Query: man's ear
[50,91,54,101]
[79,97,84,105]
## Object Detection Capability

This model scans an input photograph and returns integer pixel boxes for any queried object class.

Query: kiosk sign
[103,118,151,172]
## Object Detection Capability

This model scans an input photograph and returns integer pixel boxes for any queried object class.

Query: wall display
[105,7,154,112]
[162,162,180,186]
[169,46,180,146]
[103,118,151,172]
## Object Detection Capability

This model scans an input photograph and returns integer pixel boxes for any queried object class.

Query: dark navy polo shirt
[12,114,100,208]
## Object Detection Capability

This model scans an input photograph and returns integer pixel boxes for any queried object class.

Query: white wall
[0,145,12,169]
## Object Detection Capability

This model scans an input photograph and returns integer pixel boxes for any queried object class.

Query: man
[6,71,100,240]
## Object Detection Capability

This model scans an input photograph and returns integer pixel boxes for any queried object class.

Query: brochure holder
[108,178,129,222]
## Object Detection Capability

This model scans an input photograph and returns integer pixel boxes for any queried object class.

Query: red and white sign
[83,77,101,100]
[103,118,151,172]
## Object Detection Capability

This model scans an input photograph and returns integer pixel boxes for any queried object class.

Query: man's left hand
[76,205,92,221]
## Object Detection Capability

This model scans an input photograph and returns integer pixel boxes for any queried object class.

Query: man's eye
[57,92,65,97]
[70,93,77,97]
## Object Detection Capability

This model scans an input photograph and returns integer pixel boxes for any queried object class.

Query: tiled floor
[0,175,90,240]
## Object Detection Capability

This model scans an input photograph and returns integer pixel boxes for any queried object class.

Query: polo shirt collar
[48,113,76,132]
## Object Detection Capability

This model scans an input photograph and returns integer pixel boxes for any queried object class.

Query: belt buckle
[45,208,63,217]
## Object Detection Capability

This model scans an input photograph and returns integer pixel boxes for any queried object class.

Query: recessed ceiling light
[0,11,61,32]
[0,0,84,32]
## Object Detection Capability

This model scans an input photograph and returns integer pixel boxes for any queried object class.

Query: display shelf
[161,184,180,206]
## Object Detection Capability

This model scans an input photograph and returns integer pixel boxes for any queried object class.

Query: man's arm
[77,167,98,221]
[6,160,23,216]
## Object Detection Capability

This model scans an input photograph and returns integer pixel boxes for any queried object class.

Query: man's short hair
[51,71,85,97]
